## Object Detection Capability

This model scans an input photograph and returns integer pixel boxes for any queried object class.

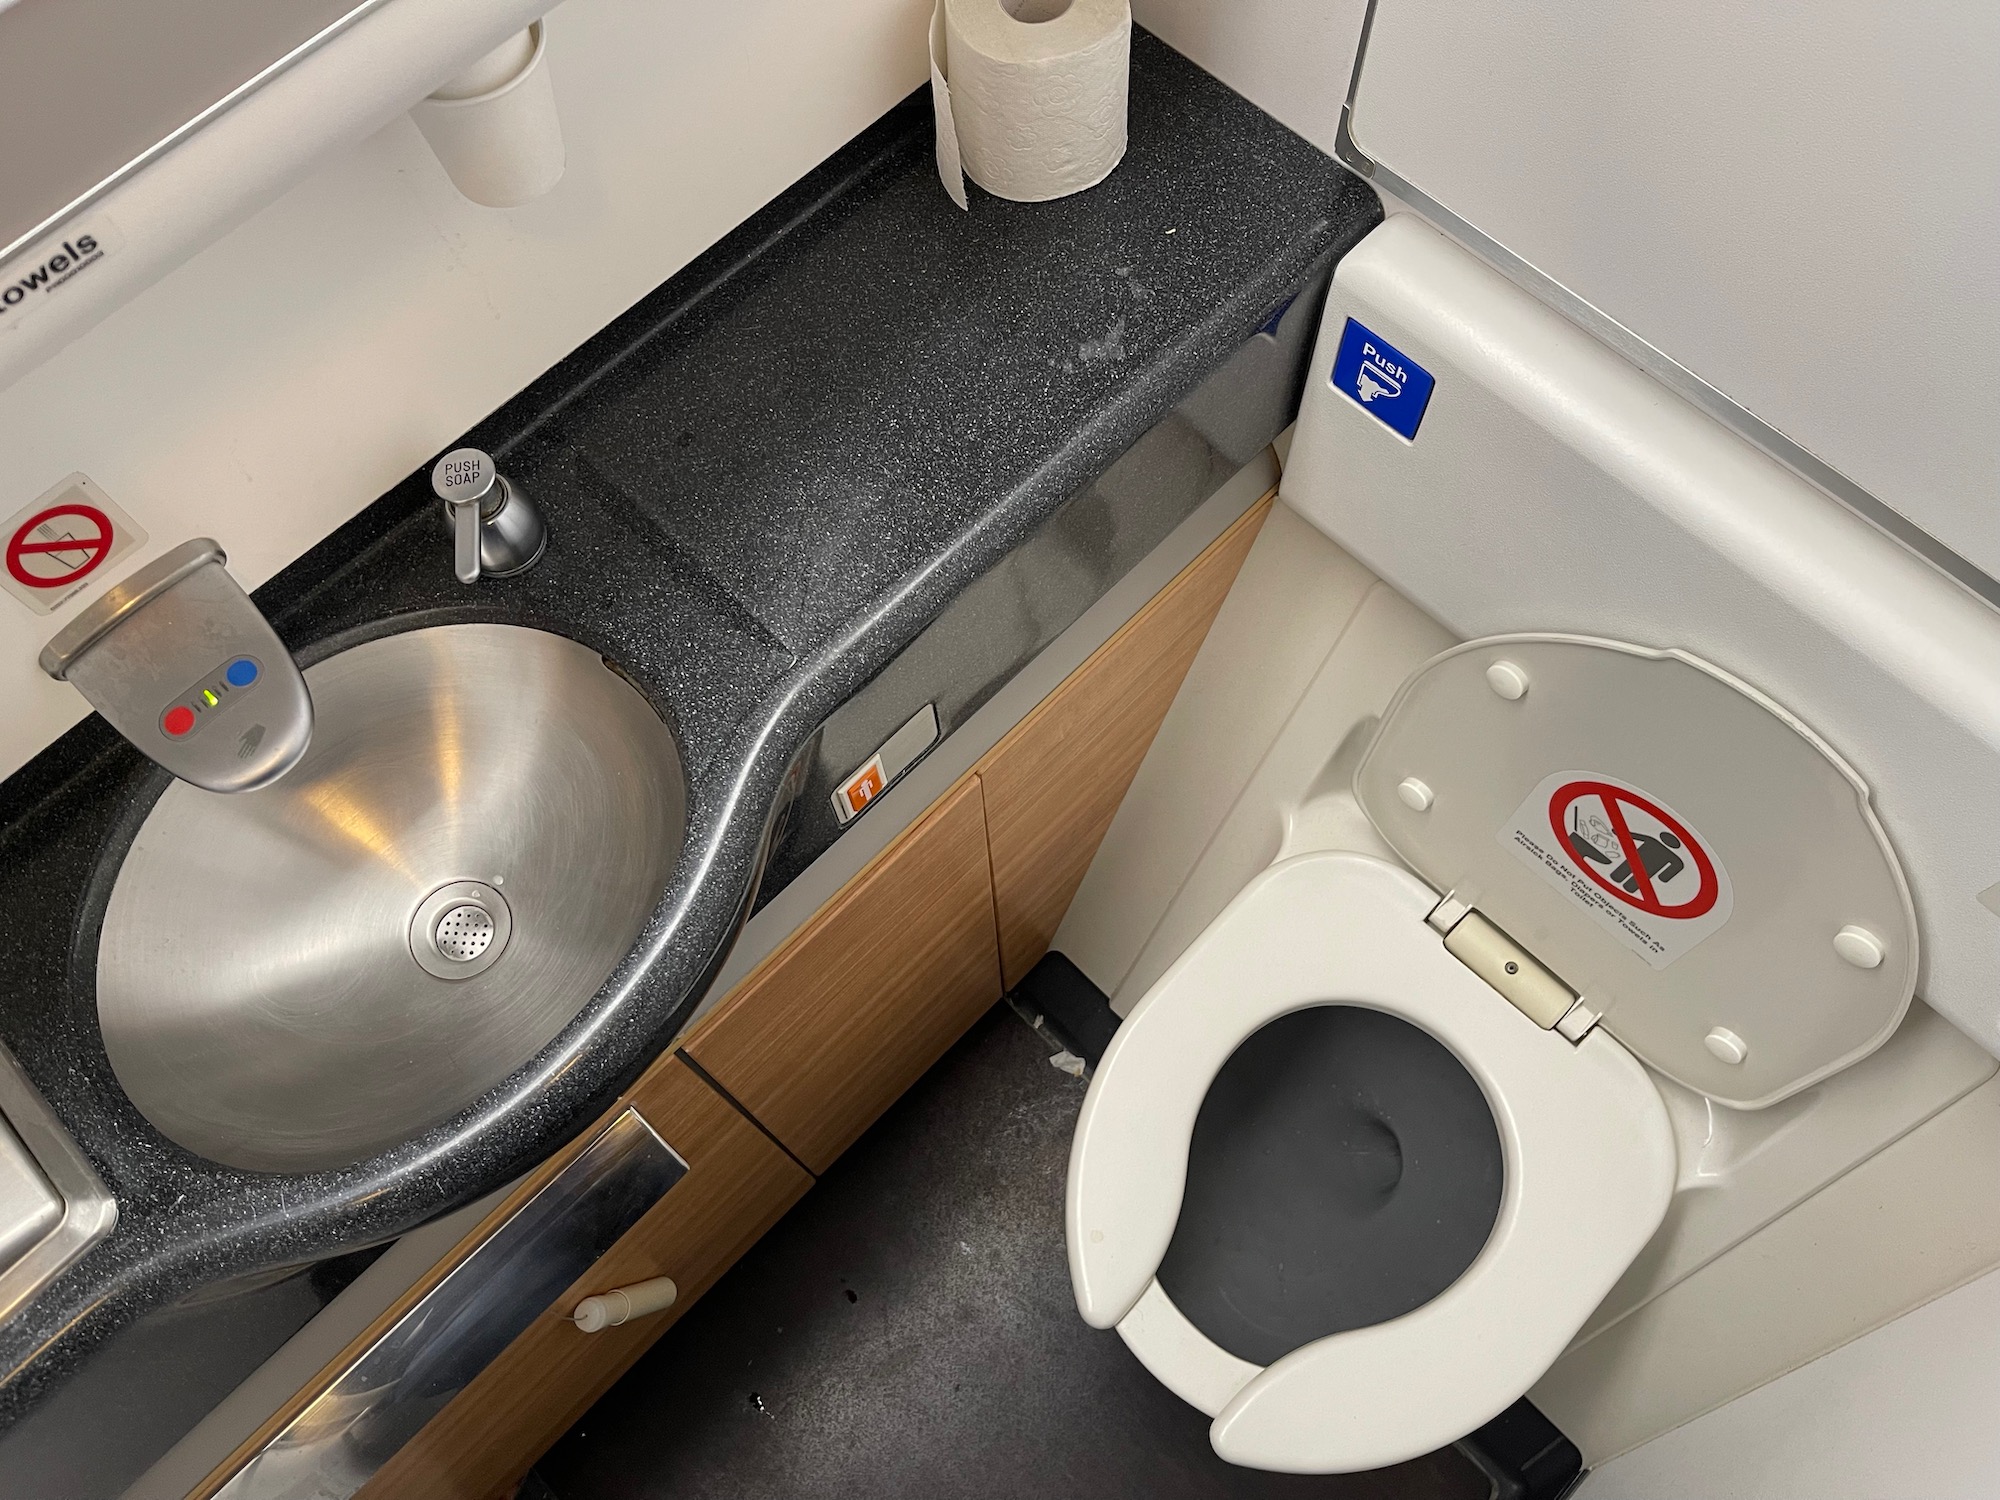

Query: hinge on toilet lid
[1426,896,1600,1042]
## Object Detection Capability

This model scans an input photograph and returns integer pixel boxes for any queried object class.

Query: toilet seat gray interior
[1156,1004,1504,1366]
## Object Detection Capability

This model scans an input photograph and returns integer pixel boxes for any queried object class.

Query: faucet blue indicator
[225,657,260,688]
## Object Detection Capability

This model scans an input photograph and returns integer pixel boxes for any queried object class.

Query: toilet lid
[1355,635,1918,1108]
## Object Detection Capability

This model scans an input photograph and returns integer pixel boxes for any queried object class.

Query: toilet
[1066,634,1918,1474]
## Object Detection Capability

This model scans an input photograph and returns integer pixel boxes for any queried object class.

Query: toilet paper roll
[928,0,1131,210]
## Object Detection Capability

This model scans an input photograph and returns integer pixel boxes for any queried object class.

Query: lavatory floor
[531,1000,1488,1500]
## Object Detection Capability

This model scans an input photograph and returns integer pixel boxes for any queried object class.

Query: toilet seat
[1068,636,1917,1471]
[1067,852,1676,1473]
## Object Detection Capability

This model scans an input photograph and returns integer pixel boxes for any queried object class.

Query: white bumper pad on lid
[1067,853,1676,1473]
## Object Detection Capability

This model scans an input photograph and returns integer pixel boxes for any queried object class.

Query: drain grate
[410,880,513,980]
[434,903,497,962]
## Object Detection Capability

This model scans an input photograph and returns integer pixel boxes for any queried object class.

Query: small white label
[2,473,148,615]
[0,217,121,335]
[1500,770,1732,969]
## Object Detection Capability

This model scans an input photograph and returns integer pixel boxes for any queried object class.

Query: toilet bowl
[1066,634,1918,1473]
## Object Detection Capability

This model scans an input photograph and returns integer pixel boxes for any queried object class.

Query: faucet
[38,539,313,792]
[431,447,546,583]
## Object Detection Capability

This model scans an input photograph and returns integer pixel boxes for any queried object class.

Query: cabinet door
[683,776,1002,1174]
[978,495,1270,987]
[355,1057,809,1500]
[198,1058,809,1500]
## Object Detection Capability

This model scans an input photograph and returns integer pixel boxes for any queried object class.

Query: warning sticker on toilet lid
[1499,772,1732,969]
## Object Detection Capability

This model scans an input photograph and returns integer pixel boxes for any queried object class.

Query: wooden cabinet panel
[197,1058,809,1500]
[683,777,1002,1174]
[356,1057,811,1500]
[194,491,1268,1500]
[977,494,1271,987]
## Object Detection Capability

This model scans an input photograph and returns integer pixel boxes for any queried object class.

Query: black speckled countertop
[0,33,1378,1424]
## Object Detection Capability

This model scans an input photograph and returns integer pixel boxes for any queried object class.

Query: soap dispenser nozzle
[431,448,545,584]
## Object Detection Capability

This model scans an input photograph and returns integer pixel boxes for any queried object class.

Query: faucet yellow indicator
[202,689,219,707]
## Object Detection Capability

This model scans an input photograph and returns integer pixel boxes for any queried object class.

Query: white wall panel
[1131,0,1366,154]
[1348,0,2000,583]
[0,0,928,781]
[1578,1260,2000,1498]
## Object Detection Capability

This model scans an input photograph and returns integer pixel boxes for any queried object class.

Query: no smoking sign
[1502,770,1734,969]
[1,474,145,615]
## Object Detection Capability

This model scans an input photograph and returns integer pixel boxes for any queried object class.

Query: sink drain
[434,904,496,962]
[411,881,513,980]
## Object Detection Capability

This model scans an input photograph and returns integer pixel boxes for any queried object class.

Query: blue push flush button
[1330,318,1436,441]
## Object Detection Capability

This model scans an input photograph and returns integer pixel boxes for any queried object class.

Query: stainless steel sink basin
[96,624,687,1174]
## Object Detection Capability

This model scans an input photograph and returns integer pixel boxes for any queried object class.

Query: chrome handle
[432,447,497,585]
[452,491,482,583]
[430,446,546,585]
